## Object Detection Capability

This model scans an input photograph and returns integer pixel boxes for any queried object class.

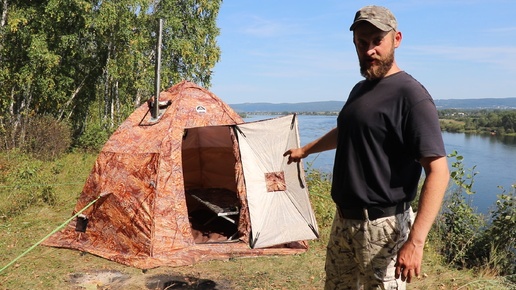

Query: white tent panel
[235,115,319,248]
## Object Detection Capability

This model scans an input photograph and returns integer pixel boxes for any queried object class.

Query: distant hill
[433,98,516,109]
[229,101,344,113]
[229,97,516,113]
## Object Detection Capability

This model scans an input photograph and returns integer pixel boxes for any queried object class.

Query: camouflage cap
[349,6,397,32]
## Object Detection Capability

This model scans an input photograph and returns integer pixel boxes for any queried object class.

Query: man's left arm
[395,155,449,282]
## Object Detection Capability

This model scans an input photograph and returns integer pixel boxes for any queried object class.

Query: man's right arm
[284,127,338,164]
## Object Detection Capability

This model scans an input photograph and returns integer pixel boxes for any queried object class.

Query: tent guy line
[0,193,111,274]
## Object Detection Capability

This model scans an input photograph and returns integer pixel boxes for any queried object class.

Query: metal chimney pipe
[152,18,163,120]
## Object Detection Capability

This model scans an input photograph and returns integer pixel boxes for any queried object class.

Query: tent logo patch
[196,105,207,114]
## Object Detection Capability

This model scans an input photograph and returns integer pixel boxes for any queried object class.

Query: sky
[209,0,516,104]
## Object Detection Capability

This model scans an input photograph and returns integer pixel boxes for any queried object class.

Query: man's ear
[394,31,402,48]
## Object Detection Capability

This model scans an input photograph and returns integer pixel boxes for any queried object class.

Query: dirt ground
[68,270,233,290]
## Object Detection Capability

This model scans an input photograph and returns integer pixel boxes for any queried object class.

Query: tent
[43,81,319,269]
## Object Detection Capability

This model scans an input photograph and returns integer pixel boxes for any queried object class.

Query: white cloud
[240,16,301,38]
[405,45,516,70]
[482,27,516,34]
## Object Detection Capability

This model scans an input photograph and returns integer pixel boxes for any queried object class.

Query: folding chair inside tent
[186,188,240,240]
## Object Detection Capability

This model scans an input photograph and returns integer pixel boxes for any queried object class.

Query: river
[246,114,516,214]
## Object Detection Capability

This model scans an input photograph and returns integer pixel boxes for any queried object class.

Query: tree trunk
[1,0,7,27]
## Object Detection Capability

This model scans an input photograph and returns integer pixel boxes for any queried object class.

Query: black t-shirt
[331,71,446,209]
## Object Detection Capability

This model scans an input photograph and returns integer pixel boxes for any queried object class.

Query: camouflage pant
[324,206,413,290]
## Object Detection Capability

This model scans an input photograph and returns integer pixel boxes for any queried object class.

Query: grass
[0,152,515,289]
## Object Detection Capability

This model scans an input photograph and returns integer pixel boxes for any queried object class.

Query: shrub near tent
[43,81,318,269]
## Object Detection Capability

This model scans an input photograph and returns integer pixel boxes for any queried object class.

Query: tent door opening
[181,126,241,244]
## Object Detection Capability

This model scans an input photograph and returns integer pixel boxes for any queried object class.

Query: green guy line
[0,195,102,274]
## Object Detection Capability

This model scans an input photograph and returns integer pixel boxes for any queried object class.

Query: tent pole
[152,18,163,120]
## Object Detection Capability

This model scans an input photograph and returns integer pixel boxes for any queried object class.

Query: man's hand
[283,148,306,164]
[394,238,424,283]
[283,127,338,164]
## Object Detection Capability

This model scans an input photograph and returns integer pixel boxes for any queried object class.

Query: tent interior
[181,125,241,244]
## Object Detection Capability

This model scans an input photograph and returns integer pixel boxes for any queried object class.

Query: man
[284,6,449,290]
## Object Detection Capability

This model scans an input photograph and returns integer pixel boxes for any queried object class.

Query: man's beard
[359,49,395,80]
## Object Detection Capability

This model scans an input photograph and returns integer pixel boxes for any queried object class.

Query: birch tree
[0,0,223,149]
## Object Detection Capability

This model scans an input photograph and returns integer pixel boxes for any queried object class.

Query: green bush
[440,120,465,133]
[436,151,484,268]
[306,167,334,230]
[0,153,57,218]
[304,163,335,248]
[23,115,72,161]
[0,115,72,160]
[75,122,110,152]
[433,151,516,276]
[440,188,485,267]
[471,187,516,275]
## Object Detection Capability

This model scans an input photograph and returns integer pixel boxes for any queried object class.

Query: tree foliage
[439,109,516,135]
[0,0,222,150]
